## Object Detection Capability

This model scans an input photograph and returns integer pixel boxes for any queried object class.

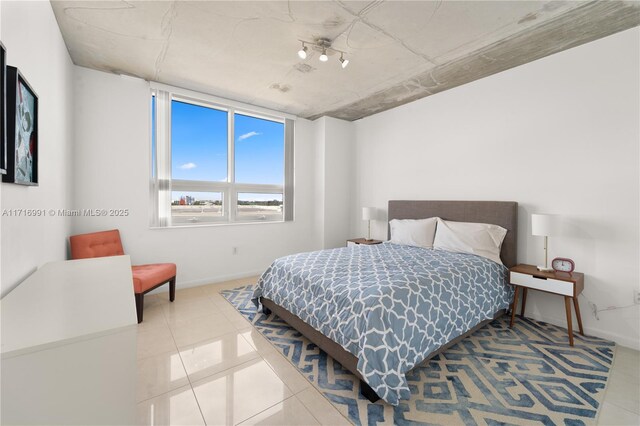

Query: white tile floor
[137,277,351,426]
[137,277,640,426]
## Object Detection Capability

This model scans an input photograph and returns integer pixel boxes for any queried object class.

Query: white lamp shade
[362,207,375,221]
[531,214,554,237]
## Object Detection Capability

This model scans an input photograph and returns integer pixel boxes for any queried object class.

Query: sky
[171,100,284,187]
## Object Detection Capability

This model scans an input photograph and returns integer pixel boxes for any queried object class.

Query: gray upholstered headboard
[388,200,518,268]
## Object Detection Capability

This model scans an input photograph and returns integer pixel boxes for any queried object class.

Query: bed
[253,200,518,405]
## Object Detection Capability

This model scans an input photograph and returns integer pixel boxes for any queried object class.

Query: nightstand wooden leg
[520,288,528,318]
[573,297,584,336]
[510,286,520,328]
[564,296,574,346]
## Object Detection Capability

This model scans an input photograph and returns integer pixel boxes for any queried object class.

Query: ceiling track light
[339,53,349,69]
[296,38,350,69]
[297,42,308,59]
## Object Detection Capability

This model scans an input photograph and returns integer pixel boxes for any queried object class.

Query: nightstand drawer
[510,272,573,296]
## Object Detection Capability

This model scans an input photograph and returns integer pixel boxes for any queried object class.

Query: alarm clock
[552,257,575,273]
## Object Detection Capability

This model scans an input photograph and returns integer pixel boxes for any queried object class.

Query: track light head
[319,48,328,62]
[297,43,308,59]
[340,54,349,69]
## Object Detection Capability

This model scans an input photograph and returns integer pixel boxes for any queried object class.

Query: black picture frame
[3,66,38,186]
[0,42,6,176]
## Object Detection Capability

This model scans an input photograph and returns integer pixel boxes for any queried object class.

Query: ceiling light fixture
[340,53,349,69]
[319,48,328,62]
[296,38,350,69]
[297,42,308,59]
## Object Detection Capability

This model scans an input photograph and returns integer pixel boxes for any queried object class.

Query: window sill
[150,220,288,230]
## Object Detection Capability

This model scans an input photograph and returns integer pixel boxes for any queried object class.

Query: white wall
[313,118,326,247]
[313,117,354,249]
[72,67,321,287]
[352,28,640,350]
[324,117,355,248]
[0,1,75,297]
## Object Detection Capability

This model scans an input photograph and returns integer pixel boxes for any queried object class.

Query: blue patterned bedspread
[252,243,512,405]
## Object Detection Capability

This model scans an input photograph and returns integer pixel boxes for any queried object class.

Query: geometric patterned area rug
[221,285,616,426]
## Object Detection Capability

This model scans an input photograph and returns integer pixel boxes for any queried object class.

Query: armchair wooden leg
[135,293,144,324]
[169,277,176,302]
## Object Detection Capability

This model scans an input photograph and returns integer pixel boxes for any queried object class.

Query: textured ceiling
[51,1,640,121]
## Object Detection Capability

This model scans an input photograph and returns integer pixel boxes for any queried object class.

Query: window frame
[150,83,294,228]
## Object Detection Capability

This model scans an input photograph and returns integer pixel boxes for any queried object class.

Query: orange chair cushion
[132,263,176,293]
[70,229,124,260]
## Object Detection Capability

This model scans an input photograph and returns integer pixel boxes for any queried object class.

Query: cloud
[238,131,261,141]
[179,162,197,170]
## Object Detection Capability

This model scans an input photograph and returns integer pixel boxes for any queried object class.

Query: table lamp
[362,207,375,241]
[531,214,554,272]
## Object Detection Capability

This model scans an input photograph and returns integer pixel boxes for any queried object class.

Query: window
[171,191,224,223]
[172,100,228,182]
[234,114,284,185]
[236,193,283,221]
[150,85,294,227]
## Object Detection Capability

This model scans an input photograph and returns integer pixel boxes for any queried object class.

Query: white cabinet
[1,256,137,425]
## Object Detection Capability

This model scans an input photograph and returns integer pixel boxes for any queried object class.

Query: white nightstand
[509,264,585,346]
[347,238,383,247]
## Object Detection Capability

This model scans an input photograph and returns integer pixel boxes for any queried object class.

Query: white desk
[1,255,138,425]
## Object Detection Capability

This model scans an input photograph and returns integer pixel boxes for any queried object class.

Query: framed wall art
[3,66,38,185]
[0,42,6,176]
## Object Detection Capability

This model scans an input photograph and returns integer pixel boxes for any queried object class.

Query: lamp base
[537,265,554,272]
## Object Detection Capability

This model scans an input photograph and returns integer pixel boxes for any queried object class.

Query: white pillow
[433,218,507,265]
[389,217,438,248]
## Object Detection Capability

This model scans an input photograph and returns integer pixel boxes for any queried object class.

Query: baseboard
[525,312,640,351]
[146,269,264,295]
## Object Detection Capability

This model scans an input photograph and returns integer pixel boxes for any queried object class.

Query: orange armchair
[70,229,176,323]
